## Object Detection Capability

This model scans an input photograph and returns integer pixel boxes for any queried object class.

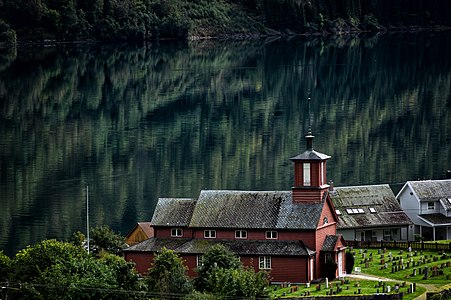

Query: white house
[397,179,451,241]
[330,184,412,241]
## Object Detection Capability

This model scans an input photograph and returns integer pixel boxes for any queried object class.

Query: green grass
[352,248,451,285]
[268,279,425,299]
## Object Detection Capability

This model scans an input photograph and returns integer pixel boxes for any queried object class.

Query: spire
[306,92,314,150]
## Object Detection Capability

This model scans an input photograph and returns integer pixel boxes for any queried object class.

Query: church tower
[290,129,331,203]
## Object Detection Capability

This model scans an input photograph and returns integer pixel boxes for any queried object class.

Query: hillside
[0,0,451,45]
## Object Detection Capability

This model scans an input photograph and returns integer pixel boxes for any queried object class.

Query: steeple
[290,96,331,203]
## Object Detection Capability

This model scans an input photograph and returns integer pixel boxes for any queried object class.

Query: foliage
[193,244,269,298]
[8,239,143,299]
[0,0,450,43]
[345,251,355,274]
[194,244,241,291]
[204,267,270,299]
[324,258,337,280]
[0,251,12,281]
[146,248,193,298]
[89,225,128,256]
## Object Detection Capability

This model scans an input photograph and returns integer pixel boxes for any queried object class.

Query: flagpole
[87,185,90,254]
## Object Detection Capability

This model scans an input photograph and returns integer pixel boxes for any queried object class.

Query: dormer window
[204,230,216,239]
[266,231,278,239]
[303,163,311,186]
[427,202,435,210]
[171,228,183,237]
[235,230,247,239]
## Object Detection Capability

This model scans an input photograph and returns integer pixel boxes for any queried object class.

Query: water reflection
[0,33,450,256]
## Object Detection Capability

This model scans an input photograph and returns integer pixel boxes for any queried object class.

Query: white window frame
[171,228,183,237]
[204,230,216,239]
[427,202,435,210]
[259,256,271,269]
[303,163,311,186]
[235,230,247,239]
[266,231,278,239]
[323,217,328,224]
[196,255,204,267]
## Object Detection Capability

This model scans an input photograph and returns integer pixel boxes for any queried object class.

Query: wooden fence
[345,240,451,251]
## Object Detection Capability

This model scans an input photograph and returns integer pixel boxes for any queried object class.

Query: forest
[0,0,450,45]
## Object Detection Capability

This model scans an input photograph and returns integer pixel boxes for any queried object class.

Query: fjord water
[1,32,450,256]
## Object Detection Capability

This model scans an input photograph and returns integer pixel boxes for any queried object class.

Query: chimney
[328,180,334,192]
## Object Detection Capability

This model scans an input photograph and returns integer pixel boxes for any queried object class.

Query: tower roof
[290,129,330,161]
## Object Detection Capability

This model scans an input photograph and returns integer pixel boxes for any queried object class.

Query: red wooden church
[124,130,346,283]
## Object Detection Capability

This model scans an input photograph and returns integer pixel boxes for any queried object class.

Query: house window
[204,230,216,238]
[171,228,183,237]
[323,217,328,225]
[427,202,435,210]
[259,256,271,269]
[235,230,247,239]
[197,255,204,267]
[303,163,311,186]
[266,231,278,239]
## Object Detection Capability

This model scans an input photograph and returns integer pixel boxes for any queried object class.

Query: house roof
[330,184,412,229]
[188,190,326,230]
[124,237,315,256]
[418,214,451,226]
[439,198,451,211]
[151,198,197,226]
[321,235,340,252]
[125,222,153,238]
[402,180,451,202]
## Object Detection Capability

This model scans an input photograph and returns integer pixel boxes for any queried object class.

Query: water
[1,32,450,257]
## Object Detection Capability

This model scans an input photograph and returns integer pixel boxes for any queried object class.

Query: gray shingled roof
[408,180,451,202]
[124,237,314,256]
[440,198,451,211]
[189,190,325,230]
[151,198,196,226]
[418,213,451,225]
[321,235,339,252]
[330,184,412,229]
[290,149,331,161]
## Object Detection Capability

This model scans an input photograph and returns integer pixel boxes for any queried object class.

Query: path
[345,273,441,300]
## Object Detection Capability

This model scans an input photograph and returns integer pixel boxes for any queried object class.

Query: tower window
[303,163,311,186]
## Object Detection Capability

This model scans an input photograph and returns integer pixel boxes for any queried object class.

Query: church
[124,130,346,283]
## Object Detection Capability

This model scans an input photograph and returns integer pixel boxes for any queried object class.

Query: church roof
[125,237,315,256]
[188,190,326,230]
[151,198,197,226]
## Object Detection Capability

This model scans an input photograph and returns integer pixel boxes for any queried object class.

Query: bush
[346,251,355,274]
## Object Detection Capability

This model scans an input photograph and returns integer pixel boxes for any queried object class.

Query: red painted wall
[125,252,154,274]
[154,227,193,238]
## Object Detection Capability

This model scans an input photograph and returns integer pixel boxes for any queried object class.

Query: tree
[194,244,269,298]
[9,239,143,299]
[146,248,193,298]
[89,225,128,256]
[345,251,355,274]
[194,244,241,291]
[0,251,11,281]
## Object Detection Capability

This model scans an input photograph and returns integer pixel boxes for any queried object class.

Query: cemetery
[269,247,451,299]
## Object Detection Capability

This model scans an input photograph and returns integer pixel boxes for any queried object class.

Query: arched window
[323,217,328,225]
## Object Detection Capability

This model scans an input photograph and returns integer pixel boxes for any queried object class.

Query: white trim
[265,230,278,239]
[171,228,183,237]
[204,230,216,238]
[235,230,247,239]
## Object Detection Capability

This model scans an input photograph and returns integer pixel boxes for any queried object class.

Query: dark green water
[1,32,450,256]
